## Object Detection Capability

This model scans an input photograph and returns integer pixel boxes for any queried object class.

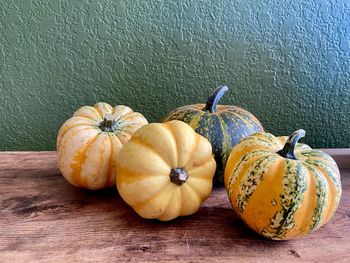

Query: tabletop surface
[1,151,349,262]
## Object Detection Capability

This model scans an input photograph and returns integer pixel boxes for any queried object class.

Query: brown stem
[99,114,117,132]
[170,168,188,186]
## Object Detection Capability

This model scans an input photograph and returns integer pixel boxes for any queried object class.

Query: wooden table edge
[1,149,349,170]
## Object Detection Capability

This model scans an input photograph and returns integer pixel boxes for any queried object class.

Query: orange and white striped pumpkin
[57,102,148,190]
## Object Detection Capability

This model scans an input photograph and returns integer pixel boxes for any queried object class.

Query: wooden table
[1,151,349,262]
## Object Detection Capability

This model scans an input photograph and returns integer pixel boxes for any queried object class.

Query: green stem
[277,129,306,160]
[202,85,228,113]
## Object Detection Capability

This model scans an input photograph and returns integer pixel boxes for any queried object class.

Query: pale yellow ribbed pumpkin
[116,120,216,221]
[224,129,342,240]
[57,102,148,190]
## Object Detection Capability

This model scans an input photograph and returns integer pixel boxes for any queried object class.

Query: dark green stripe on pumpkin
[195,114,225,179]
[304,159,341,190]
[300,150,341,208]
[220,112,256,146]
[303,163,329,231]
[228,107,263,130]
[236,154,277,214]
[226,109,262,133]
[217,115,233,168]
[261,160,307,239]
[221,112,264,155]
[226,149,274,198]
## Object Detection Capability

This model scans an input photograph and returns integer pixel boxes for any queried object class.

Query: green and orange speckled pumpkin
[224,129,342,240]
[163,85,264,184]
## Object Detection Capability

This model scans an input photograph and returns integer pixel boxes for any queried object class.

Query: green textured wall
[0,0,349,151]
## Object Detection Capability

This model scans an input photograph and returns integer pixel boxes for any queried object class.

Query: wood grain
[0,151,349,262]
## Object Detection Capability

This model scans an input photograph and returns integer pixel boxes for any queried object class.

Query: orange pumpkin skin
[224,130,342,240]
[57,102,148,190]
[116,120,216,221]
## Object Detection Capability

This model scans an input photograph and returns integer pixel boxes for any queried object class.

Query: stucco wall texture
[0,0,349,150]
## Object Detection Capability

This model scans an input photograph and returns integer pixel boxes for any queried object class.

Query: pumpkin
[224,129,342,240]
[162,85,264,185]
[57,102,148,190]
[116,120,216,221]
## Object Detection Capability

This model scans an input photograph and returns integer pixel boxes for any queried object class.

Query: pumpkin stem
[99,114,117,132]
[277,129,306,160]
[203,85,229,113]
[170,168,188,186]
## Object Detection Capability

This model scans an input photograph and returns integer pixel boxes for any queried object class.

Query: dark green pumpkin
[162,85,264,185]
